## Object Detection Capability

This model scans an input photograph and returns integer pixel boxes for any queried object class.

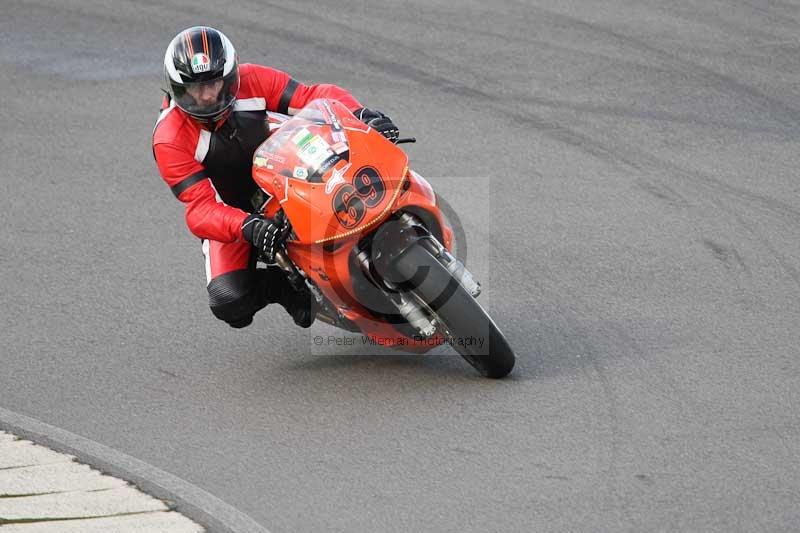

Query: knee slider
[207,270,257,327]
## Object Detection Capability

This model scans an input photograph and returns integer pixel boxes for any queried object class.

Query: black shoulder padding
[278,78,299,114]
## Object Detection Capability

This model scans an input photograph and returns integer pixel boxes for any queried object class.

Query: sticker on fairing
[254,145,287,165]
[325,162,351,194]
[292,128,313,147]
[315,155,341,177]
[298,135,334,168]
[322,100,343,132]
[293,166,308,179]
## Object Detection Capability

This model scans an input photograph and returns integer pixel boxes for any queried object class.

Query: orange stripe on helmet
[184,31,194,57]
[201,27,209,56]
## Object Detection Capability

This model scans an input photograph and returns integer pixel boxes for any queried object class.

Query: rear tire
[391,241,516,378]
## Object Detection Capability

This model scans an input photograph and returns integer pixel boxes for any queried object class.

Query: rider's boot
[257,268,317,328]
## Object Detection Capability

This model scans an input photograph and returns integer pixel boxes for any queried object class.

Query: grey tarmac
[2,0,800,532]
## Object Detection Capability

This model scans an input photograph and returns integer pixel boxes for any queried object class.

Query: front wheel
[390,242,516,378]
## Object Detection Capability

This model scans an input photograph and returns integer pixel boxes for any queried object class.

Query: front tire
[391,242,516,378]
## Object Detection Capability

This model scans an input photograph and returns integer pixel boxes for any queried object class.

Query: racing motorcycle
[253,99,515,378]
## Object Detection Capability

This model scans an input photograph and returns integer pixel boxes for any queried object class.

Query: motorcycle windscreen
[252,99,409,244]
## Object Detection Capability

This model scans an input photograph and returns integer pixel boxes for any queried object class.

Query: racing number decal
[332,184,365,229]
[332,166,386,228]
[353,166,385,208]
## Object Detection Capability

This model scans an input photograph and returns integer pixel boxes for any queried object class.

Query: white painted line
[0,511,204,532]
[0,485,167,520]
[0,431,204,531]
[0,409,270,533]
[0,461,126,495]
[0,440,74,469]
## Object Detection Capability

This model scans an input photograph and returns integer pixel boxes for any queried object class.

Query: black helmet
[164,26,239,124]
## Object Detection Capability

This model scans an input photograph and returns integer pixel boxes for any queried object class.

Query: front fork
[358,212,482,337]
[415,233,481,298]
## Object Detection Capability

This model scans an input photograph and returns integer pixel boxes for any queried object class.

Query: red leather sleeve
[250,64,363,113]
[153,143,248,243]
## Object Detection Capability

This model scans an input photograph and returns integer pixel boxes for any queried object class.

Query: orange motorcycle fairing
[251,99,453,352]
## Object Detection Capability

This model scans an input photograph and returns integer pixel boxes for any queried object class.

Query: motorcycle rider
[153,26,399,329]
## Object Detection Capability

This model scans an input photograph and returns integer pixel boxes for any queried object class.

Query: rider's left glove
[355,107,400,142]
[241,213,291,263]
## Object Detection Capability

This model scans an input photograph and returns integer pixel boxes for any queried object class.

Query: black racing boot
[256,268,317,328]
[278,281,317,328]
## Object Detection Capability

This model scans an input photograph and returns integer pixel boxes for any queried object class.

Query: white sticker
[292,128,313,146]
[191,53,211,73]
[298,135,333,168]
[325,162,351,194]
[293,166,308,179]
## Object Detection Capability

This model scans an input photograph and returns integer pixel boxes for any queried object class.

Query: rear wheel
[391,241,516,378]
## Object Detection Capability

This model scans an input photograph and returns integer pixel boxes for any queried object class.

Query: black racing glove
[241,213,291,263]
[355,107,400,142]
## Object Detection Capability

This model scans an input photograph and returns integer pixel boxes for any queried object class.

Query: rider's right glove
[354,107,400,142]
[241,213,291,263]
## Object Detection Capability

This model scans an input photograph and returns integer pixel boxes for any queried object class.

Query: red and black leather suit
[153,63,362,327]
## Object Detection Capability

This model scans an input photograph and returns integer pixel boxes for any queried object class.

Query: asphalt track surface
[2,0,800,531]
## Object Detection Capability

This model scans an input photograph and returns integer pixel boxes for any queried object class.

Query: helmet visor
[172,68,239,119]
